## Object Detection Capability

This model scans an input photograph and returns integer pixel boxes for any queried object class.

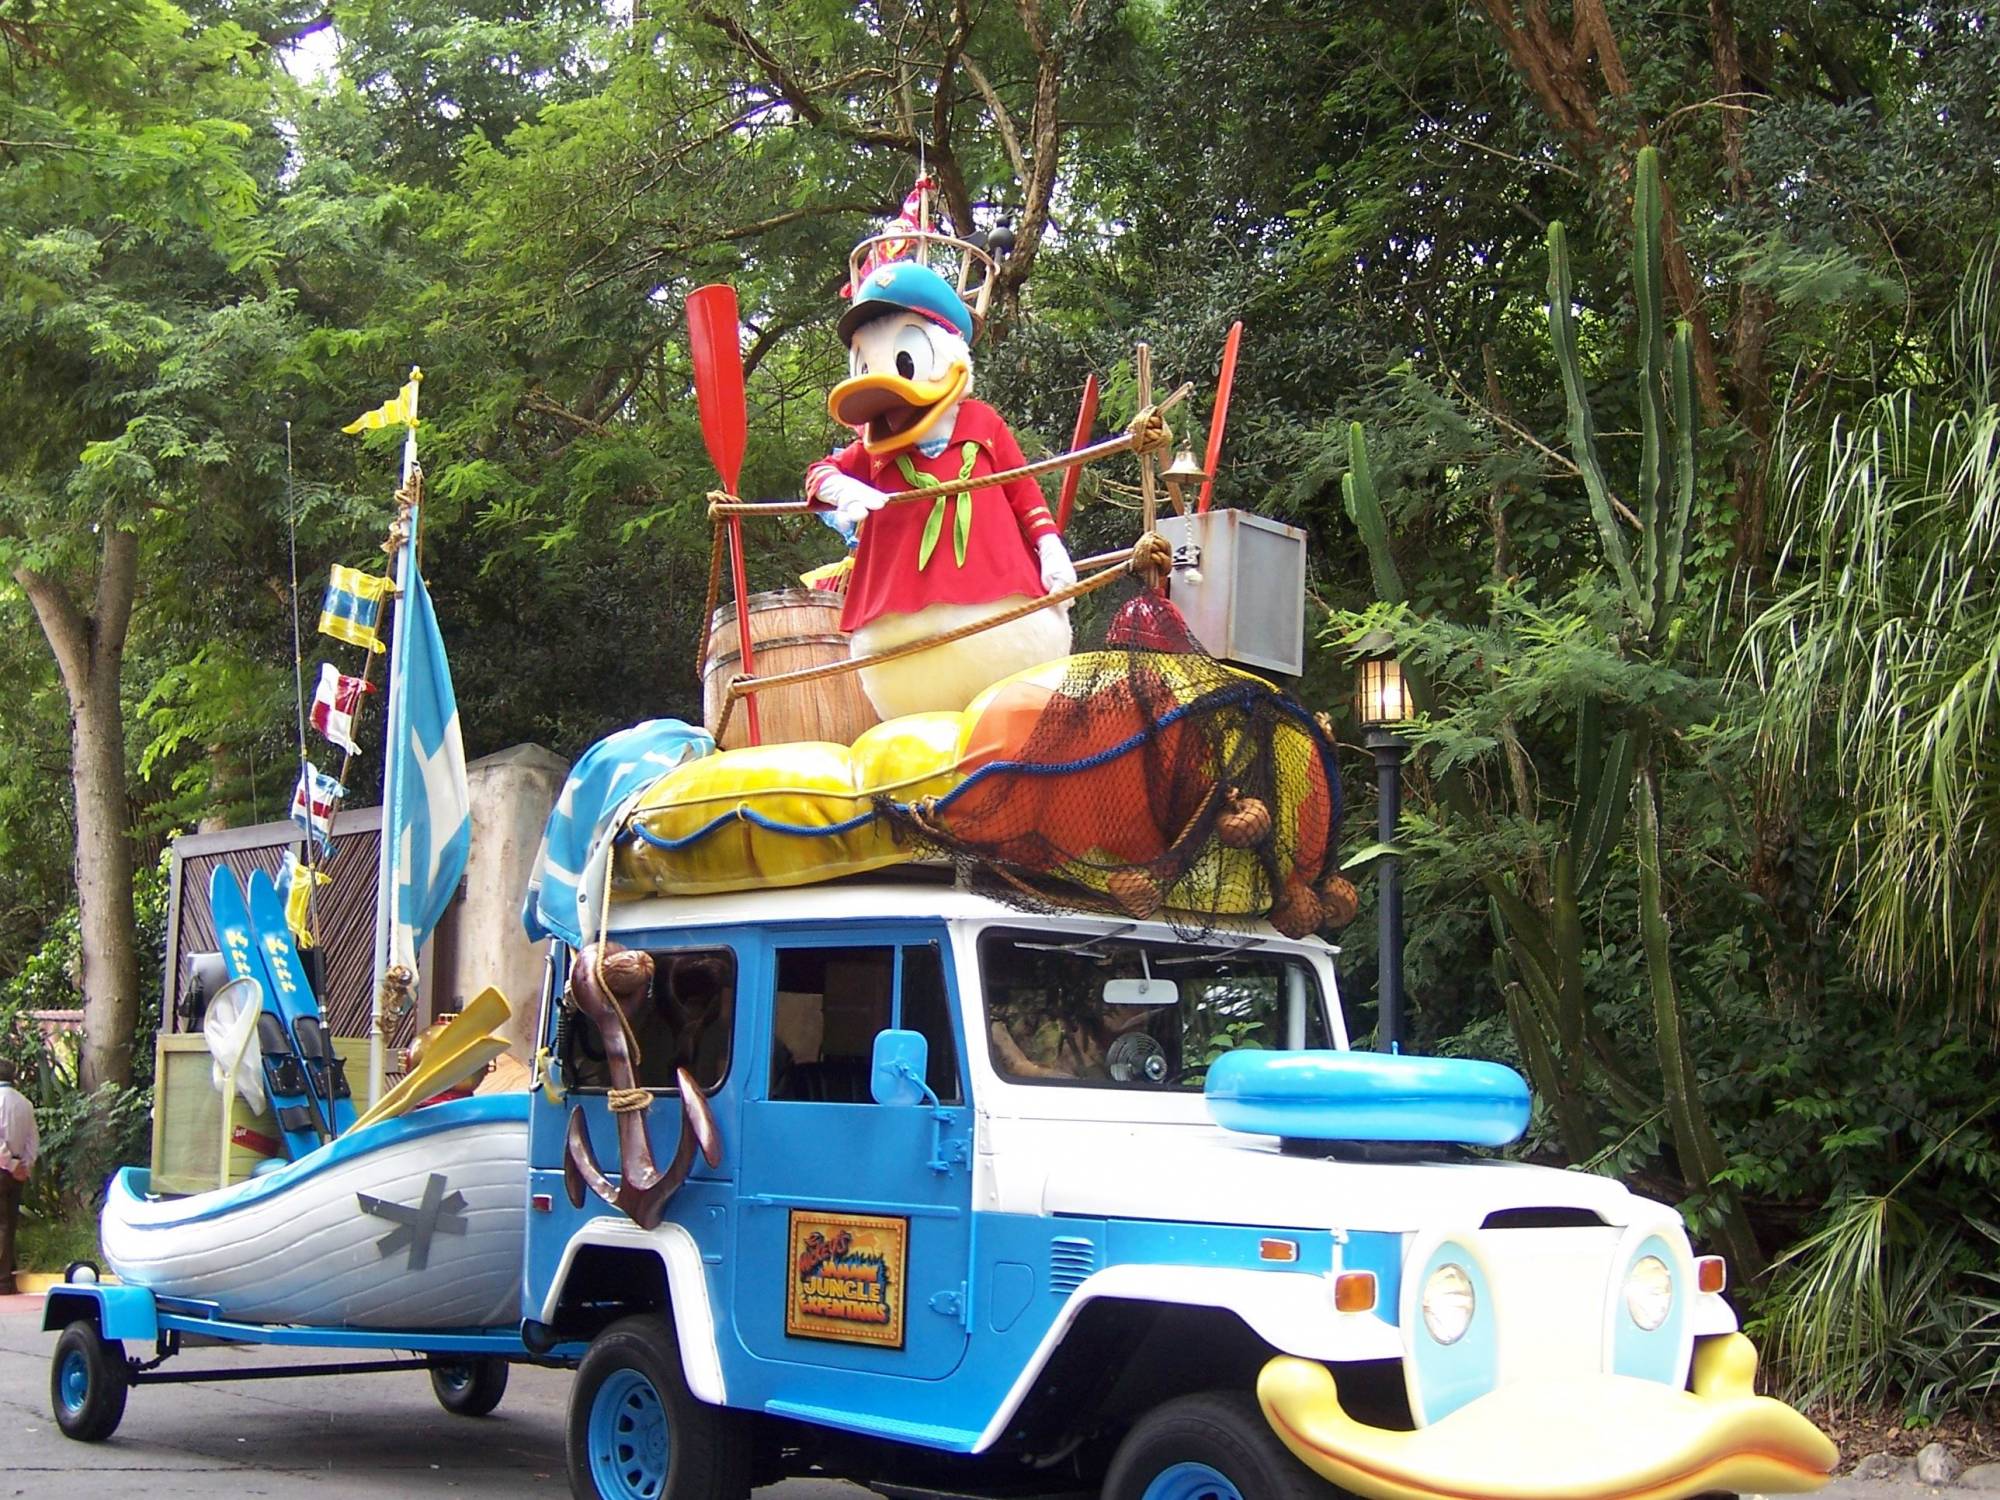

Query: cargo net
[891,578,1345,939]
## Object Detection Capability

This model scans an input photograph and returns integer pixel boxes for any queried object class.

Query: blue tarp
[520,719,714,946]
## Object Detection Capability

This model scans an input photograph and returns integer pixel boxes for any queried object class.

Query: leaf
[1339,840,1405,870]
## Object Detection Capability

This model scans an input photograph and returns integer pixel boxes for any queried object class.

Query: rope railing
[704,387,1191,520]
[711,532,1173,744]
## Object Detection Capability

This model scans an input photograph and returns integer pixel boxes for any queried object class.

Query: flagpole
[369,366,421,1108]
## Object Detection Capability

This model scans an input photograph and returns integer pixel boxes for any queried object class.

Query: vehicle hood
[994,1119,1668,1233]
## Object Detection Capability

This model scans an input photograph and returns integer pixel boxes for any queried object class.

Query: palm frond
[1743,246,2000,1015]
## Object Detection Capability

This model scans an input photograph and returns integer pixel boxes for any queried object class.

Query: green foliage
[1743,247,2000,1018]
[0,853,168,1213]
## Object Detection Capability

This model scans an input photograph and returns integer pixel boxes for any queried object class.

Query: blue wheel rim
[58,1349,89,1415]
[1142,1462,1244,1500]
[588,1368,668,1499]
[438,1363,471,1393]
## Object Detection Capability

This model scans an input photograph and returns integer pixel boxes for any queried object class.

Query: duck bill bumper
[1257,1334,1837,1500]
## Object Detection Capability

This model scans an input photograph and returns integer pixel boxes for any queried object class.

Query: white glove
[818,472,892,529]
[1038,533,1077,597]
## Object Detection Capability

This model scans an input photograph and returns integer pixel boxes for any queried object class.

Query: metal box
[1155,508,1308,675]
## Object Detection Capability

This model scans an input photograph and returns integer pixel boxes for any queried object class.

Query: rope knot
[607,1087,653,1114]
[1125,405,1174,458]
[704,490,736,519]
[1132,531,1174,576]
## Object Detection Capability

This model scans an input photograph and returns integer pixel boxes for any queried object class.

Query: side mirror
[870,1029,931,1107]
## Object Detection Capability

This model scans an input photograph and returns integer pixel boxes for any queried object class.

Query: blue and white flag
[520,720,714,947]
[389,564,470,971]
[290,762,345,852]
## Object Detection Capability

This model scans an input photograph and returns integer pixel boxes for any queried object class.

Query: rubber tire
[431,1355,510,1417]
[566,1314,750,1500]
[50,1320,129,1443]
[1103,1392,1326,1500]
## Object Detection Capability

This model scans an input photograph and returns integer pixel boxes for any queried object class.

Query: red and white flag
[310,662,374,755]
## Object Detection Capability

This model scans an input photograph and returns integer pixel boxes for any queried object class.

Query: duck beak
[828,360,970,456]
[1255,1336,1837,1500]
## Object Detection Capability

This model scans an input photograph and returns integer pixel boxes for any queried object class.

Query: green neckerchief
[898,441,980,570]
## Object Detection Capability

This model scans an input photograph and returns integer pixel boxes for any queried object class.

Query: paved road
[0,1293,1953,1499]
[2,1294,857,1499]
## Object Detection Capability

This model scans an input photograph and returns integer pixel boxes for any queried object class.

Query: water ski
[246,869,357,1137]
[209,867,324,1159]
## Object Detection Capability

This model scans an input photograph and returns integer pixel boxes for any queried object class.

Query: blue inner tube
[1204,1049,1530,1146]
[1142,1461,1245,1500]
[588,1368,669,1499]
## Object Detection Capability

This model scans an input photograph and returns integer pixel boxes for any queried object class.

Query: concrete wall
[433,743,569,1060]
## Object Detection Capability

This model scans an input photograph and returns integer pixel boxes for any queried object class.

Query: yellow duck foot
[1256,1334,1838,1500]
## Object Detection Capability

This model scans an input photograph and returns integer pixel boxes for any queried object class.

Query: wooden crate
[151,1033,374,1196]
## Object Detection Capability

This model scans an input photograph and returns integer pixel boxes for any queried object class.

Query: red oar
[1055,372,1099,533]
[686,284,761,745]
[1198,320,1242,514]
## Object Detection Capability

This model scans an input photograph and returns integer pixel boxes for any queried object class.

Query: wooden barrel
[703,589,880,750]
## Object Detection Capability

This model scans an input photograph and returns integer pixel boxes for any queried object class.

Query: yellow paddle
[350,987,513,1132]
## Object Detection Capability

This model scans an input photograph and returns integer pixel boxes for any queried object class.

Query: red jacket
[806,400,1060,633]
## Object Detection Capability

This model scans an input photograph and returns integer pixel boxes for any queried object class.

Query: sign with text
[786,1210,908,1349]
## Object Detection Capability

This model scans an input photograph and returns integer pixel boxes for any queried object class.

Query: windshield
[979,927,1331,1089]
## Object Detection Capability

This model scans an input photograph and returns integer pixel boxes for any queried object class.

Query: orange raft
[613,652,1342,929]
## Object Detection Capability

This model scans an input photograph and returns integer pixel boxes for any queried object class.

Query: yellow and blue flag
[341,368,422,434]
[319,565,391,653]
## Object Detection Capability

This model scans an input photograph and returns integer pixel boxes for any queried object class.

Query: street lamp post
[1353,648,1410,1053]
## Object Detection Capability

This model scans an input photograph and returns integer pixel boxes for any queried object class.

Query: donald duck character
[806,259,1076,720]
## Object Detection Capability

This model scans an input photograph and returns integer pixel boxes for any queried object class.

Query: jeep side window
[769,943,962,1105]
[771,946,893,1102]
[563,946,735,1093]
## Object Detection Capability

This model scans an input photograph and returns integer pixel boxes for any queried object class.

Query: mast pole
[369,367,421,1107]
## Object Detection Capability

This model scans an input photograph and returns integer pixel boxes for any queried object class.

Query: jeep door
[733,927,973,1382]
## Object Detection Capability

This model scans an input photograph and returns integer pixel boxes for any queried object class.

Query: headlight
[1624,1254,1673,1331]
[1421,1261,1476,1345]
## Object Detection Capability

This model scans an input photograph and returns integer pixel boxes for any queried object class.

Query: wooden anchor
[561,941,722,1230]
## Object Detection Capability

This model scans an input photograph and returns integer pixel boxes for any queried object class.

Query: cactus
[1546,147,1699,651]
[1547,148,1763,1276]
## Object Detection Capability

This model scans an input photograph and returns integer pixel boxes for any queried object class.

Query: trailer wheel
[1103,1392,1325,1500]
[430,1355,509,1417]
[566,1314,749,1500]
[50,1320,129,1443]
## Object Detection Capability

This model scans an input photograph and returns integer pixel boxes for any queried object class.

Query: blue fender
[42,1282,160,1344]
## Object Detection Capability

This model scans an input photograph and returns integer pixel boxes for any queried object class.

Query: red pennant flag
[310,663,375,756]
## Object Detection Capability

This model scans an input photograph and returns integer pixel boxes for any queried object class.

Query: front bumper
[1257,1332,1836,1500]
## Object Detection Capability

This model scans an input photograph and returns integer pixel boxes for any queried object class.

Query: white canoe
[102,1092,529,1330]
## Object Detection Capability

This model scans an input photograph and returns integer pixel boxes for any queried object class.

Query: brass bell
[1160,448,1209,516]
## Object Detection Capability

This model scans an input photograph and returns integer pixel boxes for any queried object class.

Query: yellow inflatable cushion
[616,712,965,897]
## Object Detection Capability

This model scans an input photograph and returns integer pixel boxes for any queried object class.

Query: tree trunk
[71,673,140,1091]
[15,523,142,1094]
